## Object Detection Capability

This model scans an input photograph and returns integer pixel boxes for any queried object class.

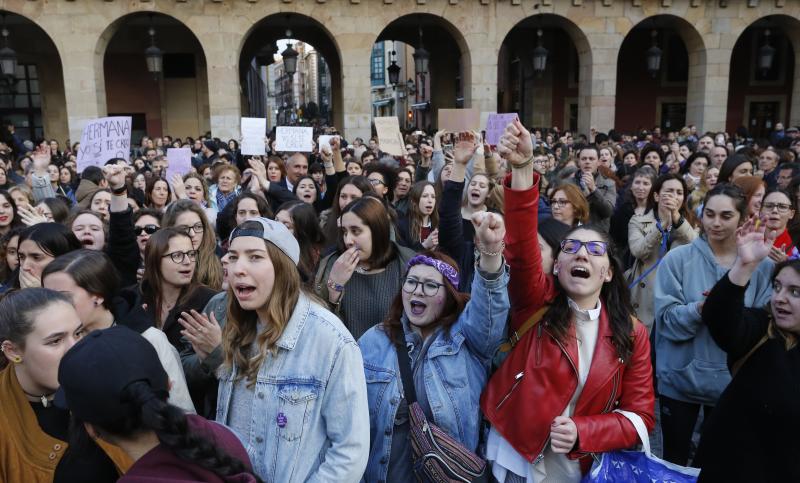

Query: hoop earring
[12,356,21,364]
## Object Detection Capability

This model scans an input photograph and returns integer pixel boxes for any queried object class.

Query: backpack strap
[731,334,769,377]
[499,305,549,353]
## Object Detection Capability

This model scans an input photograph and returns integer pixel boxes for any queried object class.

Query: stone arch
[726,14,800,135]
[615,13,706,132]
[95,11,210,139]
[497,13,593,131]
[0,9,68,142]
[239,12,343,130]
[372,13,472,129]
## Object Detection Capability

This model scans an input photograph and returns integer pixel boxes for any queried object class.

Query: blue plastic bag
[581,411,700,483]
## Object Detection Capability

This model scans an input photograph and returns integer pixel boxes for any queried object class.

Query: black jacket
[697,273,800,482]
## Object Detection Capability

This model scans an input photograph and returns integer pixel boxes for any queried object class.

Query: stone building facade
[0,0,797,144]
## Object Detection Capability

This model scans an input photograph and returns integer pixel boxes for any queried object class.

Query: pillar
[686,47,730,133]
[338,34,373,142]
[579,40,619,135]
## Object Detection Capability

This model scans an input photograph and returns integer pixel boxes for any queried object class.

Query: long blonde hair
[162,200,223,290]
[222,241,300,386]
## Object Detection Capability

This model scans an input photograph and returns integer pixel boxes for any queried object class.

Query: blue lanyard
[628,218,671,290]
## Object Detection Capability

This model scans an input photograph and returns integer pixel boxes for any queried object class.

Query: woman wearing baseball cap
[217,217,369,482]
[57,325,259,483]
[0,288,130,483]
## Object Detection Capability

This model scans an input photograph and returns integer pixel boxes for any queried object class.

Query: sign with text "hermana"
[76,116,132,173]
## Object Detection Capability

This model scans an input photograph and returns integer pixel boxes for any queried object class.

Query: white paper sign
[166,148,193,186]
[241,118,267,156]
[76,116,132,173]
[318,135,339,153]
[275,126,314,153]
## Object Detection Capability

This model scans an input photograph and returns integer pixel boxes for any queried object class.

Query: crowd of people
[0,117,797,482]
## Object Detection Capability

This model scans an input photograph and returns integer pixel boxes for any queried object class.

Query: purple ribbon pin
[276,412,287,428]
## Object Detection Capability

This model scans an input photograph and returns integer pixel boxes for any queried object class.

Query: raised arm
[703,219,774,360]
[459,212,510,363]
[497,119,556,329]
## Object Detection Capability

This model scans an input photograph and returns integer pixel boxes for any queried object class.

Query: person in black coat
[697,218,800,482]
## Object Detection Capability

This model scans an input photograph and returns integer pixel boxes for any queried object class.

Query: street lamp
[144,15,163,78]
[0,14,17,77]
[758,29,776,74]
[646,29,662,78]
[532,29,548,77]
[387,59,401,86]
[281,28,299,78]
[412,26,430,77]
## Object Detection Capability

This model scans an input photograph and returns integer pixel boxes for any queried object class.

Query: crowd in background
[0,116,797,483]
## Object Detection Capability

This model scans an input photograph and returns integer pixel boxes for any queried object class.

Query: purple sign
[485,113,519,146]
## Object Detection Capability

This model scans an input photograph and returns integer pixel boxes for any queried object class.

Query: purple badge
[276,413,287,428]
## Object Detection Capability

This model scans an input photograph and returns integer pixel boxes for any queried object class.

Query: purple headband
[407,255,460,288]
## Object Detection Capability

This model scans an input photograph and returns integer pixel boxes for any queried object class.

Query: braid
[117,382,261,482]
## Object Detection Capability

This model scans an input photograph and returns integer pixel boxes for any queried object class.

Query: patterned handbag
[396,340,487,482]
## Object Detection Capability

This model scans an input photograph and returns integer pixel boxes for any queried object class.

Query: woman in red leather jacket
[481,120,655,482]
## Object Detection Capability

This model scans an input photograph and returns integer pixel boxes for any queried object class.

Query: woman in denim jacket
[215,218,369,483]
[358,211,509,482]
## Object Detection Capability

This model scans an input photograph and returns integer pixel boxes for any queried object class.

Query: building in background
[0,1,797,143]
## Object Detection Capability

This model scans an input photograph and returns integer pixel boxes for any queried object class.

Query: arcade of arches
[0,0,798,143]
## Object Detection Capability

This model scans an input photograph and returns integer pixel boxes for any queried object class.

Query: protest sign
[318,135,339,153]
[275,126,314,152]
[485,113,519,146]
[374,117,405,156]
[76,116,132,173]
[240,118,267,156]
[166,148,193,186]
[437,108,480,133]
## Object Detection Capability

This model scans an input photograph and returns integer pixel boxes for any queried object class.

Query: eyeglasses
[162,250,198,264]
[550,198,572,208]
[560,239,608,256]
[762,202,793,213]
[134,224,160,236]
[178,222,204,235]
[402,277,445,297]
[368,178,385,187]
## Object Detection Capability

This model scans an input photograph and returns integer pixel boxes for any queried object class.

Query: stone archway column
[579,41,619,136]
[204,50,242,141]
[338,36,373,142]
[59,40,107,144]
[686,47,730,133]
[466,44,496,116]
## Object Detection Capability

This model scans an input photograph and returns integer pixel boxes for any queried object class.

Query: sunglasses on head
[560,239,608,256]
[134,224,160,236]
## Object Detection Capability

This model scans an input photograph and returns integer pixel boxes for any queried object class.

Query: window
[0,64,43,141]
[371,43,385,87]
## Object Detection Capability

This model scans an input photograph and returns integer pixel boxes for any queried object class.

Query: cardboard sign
[275,126,314,153]
[76,116,132,172]
[437,108,480,133]
[241,118,267,156]
[485,113,519,146]
[165,148,192,186]
[374,117,405,156]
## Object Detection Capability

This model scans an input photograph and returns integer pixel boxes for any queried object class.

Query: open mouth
[570,266,591,279]
[235,283,256,297]
[81,237,94,246]
[775,307,791,317]
[410,300,427,316]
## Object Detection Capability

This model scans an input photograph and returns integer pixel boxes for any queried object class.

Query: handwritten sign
[166,148,192,186]
[76,116,132,173]
[485,113,519,146]
[438,108,480,133]
[374,117,405,156]
[241,118,267,156]
[275,127,313,153]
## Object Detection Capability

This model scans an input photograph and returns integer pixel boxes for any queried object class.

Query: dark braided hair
[74,381,261,482]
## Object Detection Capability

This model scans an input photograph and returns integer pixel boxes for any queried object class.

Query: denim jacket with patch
[216,293,369,483]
